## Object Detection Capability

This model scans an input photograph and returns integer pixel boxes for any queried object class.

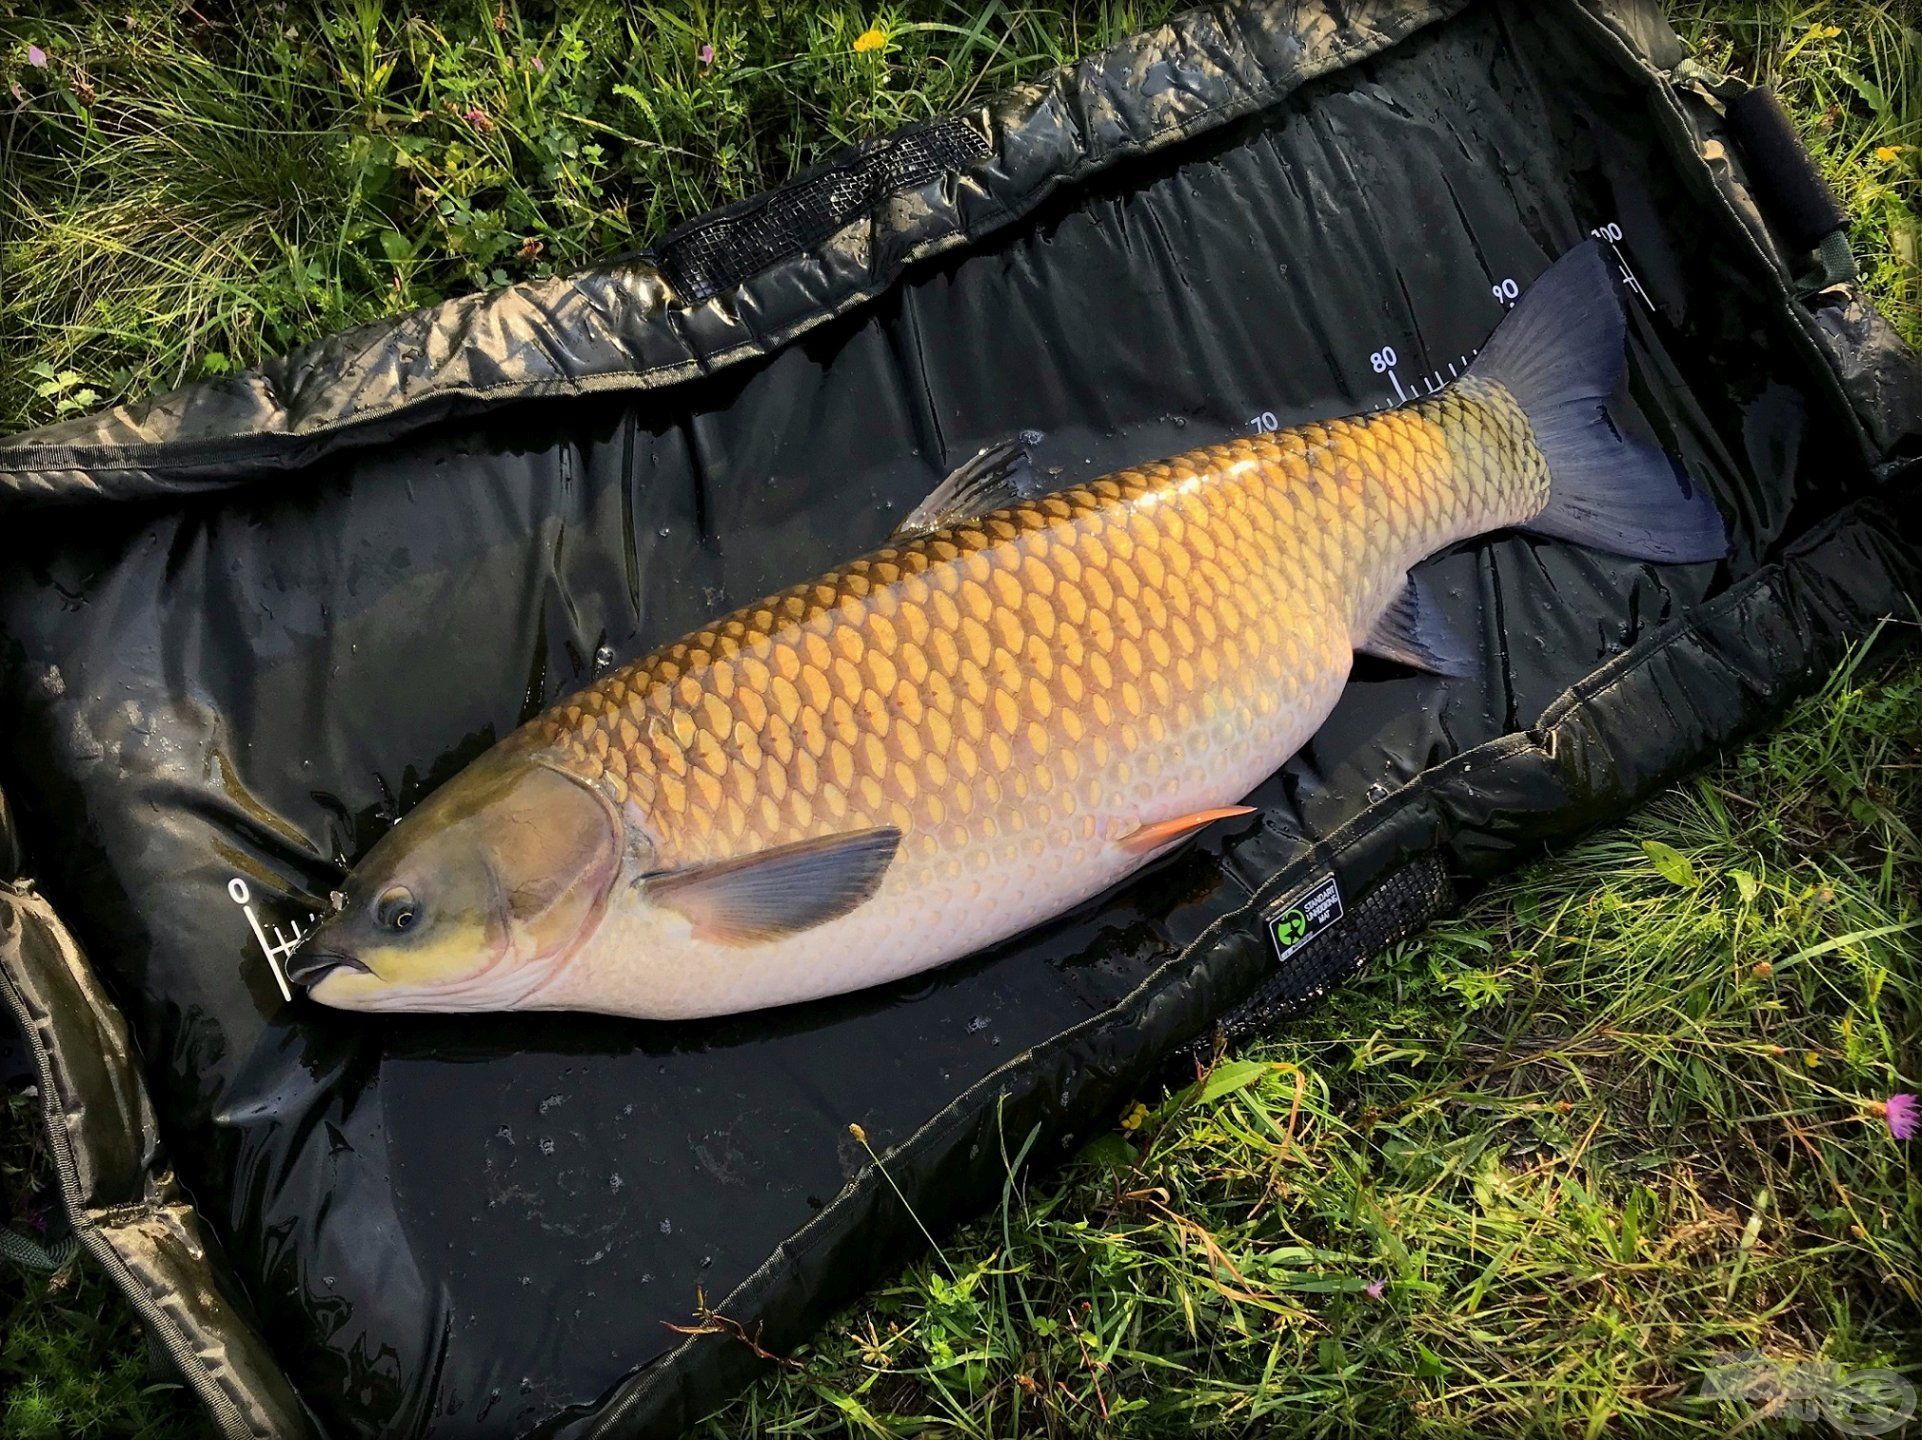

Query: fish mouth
[284,947,373,989]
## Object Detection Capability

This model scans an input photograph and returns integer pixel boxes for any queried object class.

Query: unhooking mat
[1,1,1918,1435]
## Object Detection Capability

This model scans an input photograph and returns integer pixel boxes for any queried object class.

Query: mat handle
[1725,86,1855,284]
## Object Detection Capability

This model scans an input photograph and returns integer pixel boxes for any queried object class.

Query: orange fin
[1118,805,1256,854]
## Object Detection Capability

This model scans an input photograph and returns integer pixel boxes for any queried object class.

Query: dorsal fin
[891,432,1044,539]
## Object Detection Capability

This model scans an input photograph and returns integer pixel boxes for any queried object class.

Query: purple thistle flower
[27,44,48,68]
[1887,1092,1918,1140]
[697,42,715,67]
[1363,1278,1385,1299]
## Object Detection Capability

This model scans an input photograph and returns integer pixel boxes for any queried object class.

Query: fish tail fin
[1468,240,1726,563]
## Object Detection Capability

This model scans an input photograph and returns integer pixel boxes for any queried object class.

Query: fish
[289,241,1725,1019]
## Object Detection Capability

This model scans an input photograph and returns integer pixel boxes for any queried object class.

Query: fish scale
[498,381,1546,1015]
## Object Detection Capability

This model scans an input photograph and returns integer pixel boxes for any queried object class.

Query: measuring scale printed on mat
[230,223,1655,1013]
[1248,222,1653,431]
[228,877,319,1003]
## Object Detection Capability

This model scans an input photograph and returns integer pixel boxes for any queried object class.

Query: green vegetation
[0,1,1174,434]
[1672,2,1919,344]
[1,3,1916,1438]
[0,1143,197,1440]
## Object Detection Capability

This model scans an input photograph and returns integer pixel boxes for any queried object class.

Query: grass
[0,2,1917,1438]
[1671,2,1920,343]
[0,1,1175,432]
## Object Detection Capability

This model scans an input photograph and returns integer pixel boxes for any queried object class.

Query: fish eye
[376,885,419,932]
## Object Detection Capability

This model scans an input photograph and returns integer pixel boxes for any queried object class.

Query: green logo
[1274,908,1307,946]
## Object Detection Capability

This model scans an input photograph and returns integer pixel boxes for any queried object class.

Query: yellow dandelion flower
[853,26,886,54]
[1874,145,1902,164]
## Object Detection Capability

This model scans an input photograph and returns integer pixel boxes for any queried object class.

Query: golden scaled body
[489,383,1546,1015]
[522,387,1544,862]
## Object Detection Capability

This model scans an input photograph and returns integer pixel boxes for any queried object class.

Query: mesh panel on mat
[655,117,990,303]
[1217,856,1457,1046]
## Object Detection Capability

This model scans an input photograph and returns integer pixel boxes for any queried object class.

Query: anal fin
[1358,575,1474,677]
[1119,806,1256,854]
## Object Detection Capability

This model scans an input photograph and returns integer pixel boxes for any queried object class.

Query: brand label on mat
[1264,874,1343,964]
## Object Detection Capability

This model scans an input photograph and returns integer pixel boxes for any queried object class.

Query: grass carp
[292,242,1725,1019]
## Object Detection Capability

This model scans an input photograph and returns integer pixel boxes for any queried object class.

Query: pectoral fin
[891,432,1044,539]
[647,827,902,945]
[1119,806,1256,854]
[1358,575,1474,677]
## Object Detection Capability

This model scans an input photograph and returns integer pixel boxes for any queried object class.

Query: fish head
[293,755,623,1011]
